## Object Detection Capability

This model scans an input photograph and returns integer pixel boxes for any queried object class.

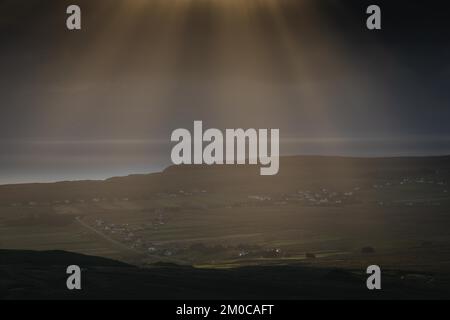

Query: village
[1,165,448,267]
[57,173,448,264]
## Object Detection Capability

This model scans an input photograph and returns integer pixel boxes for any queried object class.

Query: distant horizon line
[1,153,449,187]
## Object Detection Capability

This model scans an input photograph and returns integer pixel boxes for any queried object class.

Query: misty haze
[1,0,450,300]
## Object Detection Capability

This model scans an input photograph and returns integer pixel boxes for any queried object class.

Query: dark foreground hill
[1,250,450,300]
[0,249,130,267]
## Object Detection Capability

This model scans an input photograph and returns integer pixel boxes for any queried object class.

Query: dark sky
[0,0,450,183]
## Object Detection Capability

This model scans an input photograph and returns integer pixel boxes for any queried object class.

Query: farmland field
[1,156,450,298]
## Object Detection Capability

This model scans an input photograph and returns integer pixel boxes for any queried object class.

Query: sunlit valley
[1,0,450,300]
[2,156,450,298]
